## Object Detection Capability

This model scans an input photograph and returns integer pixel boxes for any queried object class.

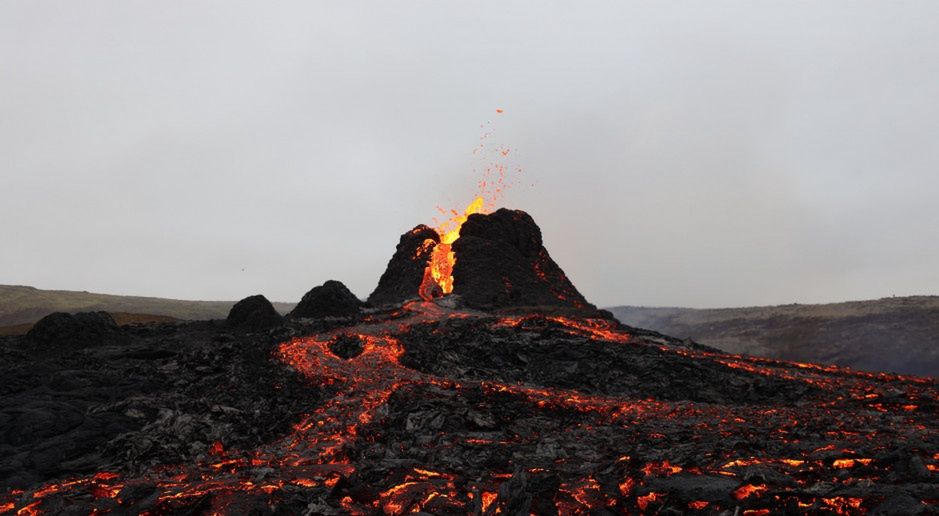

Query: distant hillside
[0,285,295,328]
[609,296,939,377]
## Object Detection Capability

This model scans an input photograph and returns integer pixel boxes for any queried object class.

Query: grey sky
[2,1,938,308]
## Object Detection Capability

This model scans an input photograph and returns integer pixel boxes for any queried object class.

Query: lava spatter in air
[416,116,520,301]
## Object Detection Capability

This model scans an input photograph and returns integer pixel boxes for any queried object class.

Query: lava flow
[2,300,937,515]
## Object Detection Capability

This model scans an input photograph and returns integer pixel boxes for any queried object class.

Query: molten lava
[419,196,486,300]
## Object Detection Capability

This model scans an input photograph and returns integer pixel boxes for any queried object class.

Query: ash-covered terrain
[2,209,937,515]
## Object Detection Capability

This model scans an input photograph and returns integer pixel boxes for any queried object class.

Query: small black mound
[227,295,282,331]
[368,225,439,306]
[289,280,366,319]
[26,311,120,348]
[328,334,365,359]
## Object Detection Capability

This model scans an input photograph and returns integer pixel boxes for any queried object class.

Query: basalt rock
[0,319,317,491]
[26,311,121,348]
[227,295,282,331]
[452,208,595,312]
[289,280,366,319]
[368,225,439,306]
[328,334,365,360]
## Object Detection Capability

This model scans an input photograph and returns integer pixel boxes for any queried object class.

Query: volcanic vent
[369,203,596,313]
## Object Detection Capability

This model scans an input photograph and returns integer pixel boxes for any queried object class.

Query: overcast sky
[2,1,939,308]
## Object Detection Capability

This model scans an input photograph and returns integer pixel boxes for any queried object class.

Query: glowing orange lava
[733,483,767,500]
[419,196,486,300]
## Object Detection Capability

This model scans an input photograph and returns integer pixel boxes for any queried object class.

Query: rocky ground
[1,298,937,515]
[0,315,322,491]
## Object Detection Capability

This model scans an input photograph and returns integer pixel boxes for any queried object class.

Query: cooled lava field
[2,207,937,515]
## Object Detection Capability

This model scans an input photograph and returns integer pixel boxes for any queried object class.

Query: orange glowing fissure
[419,196,486,301]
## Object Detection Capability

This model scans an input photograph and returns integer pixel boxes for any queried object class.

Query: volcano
[370,207,599,315]
[1,208,937,515]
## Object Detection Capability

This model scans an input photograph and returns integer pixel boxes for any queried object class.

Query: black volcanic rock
[0,319,318,491]
[26,311,120,348]
[368,225,439,306]
[452,208,595,311]
[289,280,365,319]
[328,334,365,359]
[227,295,282,330]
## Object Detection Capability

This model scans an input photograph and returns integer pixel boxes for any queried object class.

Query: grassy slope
[0,285,296,328]
[608,296,939,377]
